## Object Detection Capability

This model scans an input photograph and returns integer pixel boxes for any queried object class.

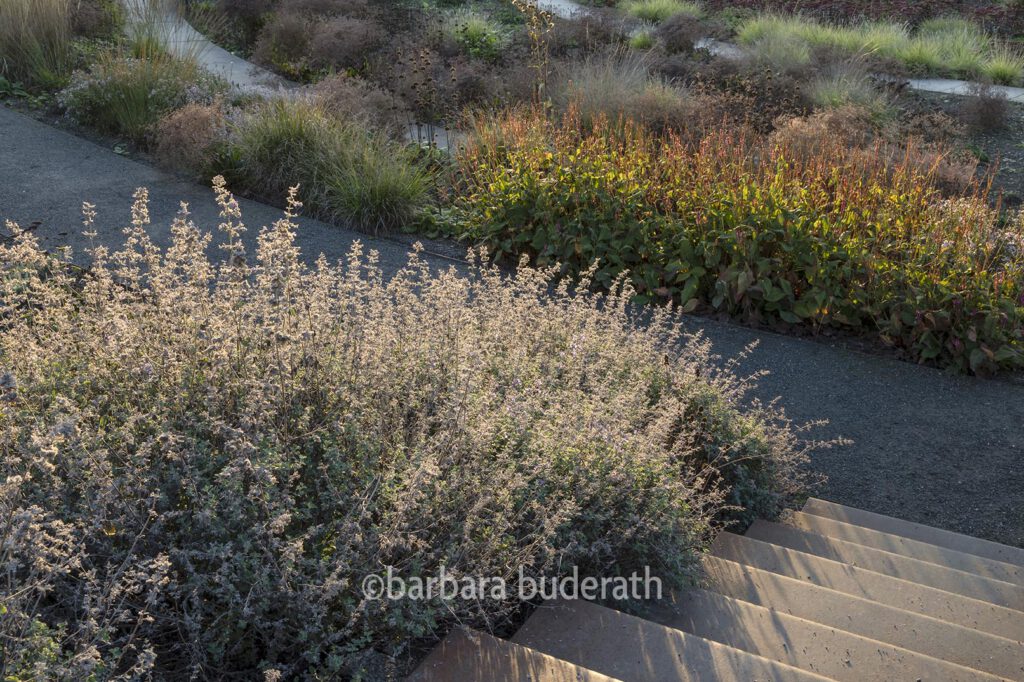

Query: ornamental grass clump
[555,51,694,132]
[0,0,74,89]
[443,8,510,62]
[447,109,1024,374]
[0,181,811,678]
[60,50,227,143]
[622,0,704,23]
[736,13,1024,84]
[225,98,430,233]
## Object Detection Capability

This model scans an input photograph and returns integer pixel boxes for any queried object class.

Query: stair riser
[747,521,1024,611]
[787,511,1024,586]
[702,555,1024,679]
[802,498,1024,568]
[712,532,1024,641]
[409,628,621,682]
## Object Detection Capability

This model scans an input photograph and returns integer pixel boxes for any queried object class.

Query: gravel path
[1,106,1022,548]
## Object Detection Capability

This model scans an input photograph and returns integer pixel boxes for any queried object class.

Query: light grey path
[536,0,586,18]
[1,106,1021,547]
[906,77,1024,101]
[122,0,294,96]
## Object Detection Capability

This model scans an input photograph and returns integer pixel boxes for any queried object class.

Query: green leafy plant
[446,109,1024,374]
[0,76,30,99]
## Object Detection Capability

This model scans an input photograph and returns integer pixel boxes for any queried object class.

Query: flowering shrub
[0,182,811,678]
[445,109,1024,374]
[60,51,227,143]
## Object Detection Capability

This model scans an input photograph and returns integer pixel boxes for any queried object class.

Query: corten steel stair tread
[512,598,833,682]
[785,511,1024,586]
[711,532,1024,641]
[407,627,622,682]
[641,587,1006,682]
[746,520,1024,611]
[700,555,1024,679]
[802,498,1024,568]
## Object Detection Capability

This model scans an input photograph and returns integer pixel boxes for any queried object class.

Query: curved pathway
[1,105,1022,548]
[122,0,294,96]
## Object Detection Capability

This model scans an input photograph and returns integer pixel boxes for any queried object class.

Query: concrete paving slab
[908,78,1024,102]
[537,0,586,18]
[120,0,296,96]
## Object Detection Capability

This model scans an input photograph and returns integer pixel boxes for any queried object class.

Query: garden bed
[1,0,1023,377]
[2,1,1024,677]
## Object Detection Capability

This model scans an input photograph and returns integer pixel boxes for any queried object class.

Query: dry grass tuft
[152,100,227,175]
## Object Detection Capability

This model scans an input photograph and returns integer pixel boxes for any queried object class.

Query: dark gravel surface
[2,105,1022,548]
